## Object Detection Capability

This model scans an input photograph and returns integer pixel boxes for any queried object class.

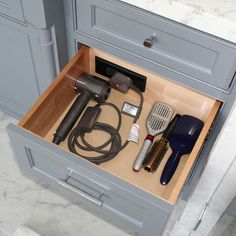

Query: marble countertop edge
[120,0,236,44]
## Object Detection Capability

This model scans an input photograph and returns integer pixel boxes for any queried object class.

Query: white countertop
[121,0,236,43]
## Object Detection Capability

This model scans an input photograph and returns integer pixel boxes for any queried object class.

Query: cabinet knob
[143,34,157,48]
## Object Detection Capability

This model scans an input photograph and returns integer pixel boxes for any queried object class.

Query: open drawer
[7,45,221,235]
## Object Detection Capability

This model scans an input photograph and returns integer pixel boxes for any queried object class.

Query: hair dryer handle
[53,91,90,145]
[160,150,182,185]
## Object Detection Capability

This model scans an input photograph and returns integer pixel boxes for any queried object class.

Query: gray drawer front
[7,124,172,236]
[75,0,236,91]
[0,0,24,22]
[26,149,145,228]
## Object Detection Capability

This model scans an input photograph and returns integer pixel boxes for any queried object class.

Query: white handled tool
[133,103,173,172]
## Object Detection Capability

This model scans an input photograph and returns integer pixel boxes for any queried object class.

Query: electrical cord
[68,85,144,164]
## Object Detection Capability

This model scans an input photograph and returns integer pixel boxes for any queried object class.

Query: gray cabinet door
[0,22,40,117]
[0,0,68,118]
[0,0,24,22]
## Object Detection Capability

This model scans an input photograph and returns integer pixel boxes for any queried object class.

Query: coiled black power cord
[68,85,143,164]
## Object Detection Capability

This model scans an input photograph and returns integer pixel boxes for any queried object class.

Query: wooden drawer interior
[19,45,221,204]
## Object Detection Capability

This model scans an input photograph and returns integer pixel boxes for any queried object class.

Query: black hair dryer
[53,72,111,145]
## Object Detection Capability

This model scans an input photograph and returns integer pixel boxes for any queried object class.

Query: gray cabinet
[0,0,68,119]
[7,44,222,236]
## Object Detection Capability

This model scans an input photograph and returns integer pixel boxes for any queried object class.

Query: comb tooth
[159,120,164,129]
[151,120,155,130]
[156,118,161,129]
[154,104,158,113]
[149,115,153,124]
[161,105,165,116]
[163,108,167,117]
[167,109,171,117]
[156,104,161,114]
[152,115,157,122]
[153,118,159,129]
[149,115,154,124]
[149,115,154,123]
[159,119,164,129]
[153,115,157,123]
[163,119,167,125]
[167,108,170,116]
[165,109,168,116]
[166,108,170,117]
[156,121,160,130]
[163,107,167,117]
[150,121,155,130]
[165,108,169,117]
[155,106,159,115]
[165,107,169,116]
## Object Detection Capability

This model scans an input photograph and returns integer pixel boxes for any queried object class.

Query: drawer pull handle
[57,180,103,207]
[143,34,157,48]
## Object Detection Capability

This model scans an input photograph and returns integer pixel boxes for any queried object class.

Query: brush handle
[160,150,182,185]
[133,135,154,172]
